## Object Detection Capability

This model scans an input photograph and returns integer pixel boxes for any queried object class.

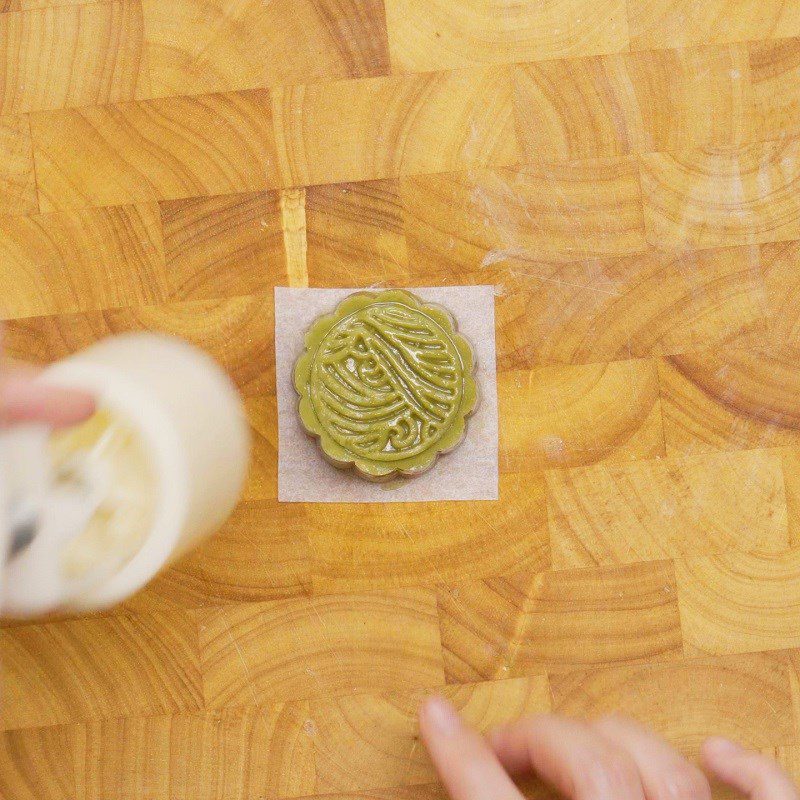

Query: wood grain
[0,114,36,214]
[0,723,80,800]
[82,705,314,800]
[782,448,800,547]
[659,346,800,453]
[19,0,114,8]
[306,179,409,286]
[0,203,166,320]
[142,0,390,98]
[270,67,518,186]
[241,395,279,501]
[676,548,800,656]
[492,246,767,366]
[0,611,202,730]
[551,651,796,754]
[514,44,753,161]
[0,2,147,115]
[627,0,800,51]
[750,38,800,141]
[308,472,549,592]
[439,560,682,682]
[280,188,309,287]
[547,449,789,568]
[31,90,275,211]
[161,192,285,301]
[197,591,445,709]
[284,789,454,800]
[384,0,628,73]
[498,360,664,471]
[641,140,800,249]
[402,160,646,271]
[762,238,800,351]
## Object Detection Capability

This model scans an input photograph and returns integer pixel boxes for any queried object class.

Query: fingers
[418,696,523,800]
[0,372,96,428]
[593,715,711,800]
[702,738,799,800]
[421,704,798,800]
[488,714,645,800]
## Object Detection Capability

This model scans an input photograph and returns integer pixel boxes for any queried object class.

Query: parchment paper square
[275,286,498,503]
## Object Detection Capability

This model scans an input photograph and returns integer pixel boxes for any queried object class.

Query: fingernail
[705,737,742,757]
[422,696,461,736]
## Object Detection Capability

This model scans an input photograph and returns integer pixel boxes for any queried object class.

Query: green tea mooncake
[293,290,478,480]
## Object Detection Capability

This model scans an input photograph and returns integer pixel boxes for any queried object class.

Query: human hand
[419,697,798,800]
[0,364,95,428]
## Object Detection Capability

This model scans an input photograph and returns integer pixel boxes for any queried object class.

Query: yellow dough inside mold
[293,290,478,480]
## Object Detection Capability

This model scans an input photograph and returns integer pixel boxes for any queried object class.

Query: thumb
[702,738,799,800]
[418,696,523,800]
[1,371,95,428]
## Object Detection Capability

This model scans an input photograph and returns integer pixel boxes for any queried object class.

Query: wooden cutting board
[0,0,799,797]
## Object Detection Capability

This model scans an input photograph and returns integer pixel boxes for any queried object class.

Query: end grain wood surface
[1,1,800,797]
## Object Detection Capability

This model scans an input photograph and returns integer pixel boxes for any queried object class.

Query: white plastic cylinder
[4,333,250,613]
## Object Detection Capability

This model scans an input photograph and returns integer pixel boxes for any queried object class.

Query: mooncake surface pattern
[294,290,477,479]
